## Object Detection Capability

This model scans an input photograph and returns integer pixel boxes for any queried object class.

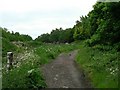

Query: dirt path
[41,50,92,88]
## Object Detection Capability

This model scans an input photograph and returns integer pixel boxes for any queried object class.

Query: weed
[76,44,119,88]
[2,42,80,88]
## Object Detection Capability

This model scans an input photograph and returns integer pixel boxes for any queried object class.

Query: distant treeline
[1,2,120,50]
[0,27,33,56]
[35,28,74,43]
[35,2,120,47]
[1,27,32,42]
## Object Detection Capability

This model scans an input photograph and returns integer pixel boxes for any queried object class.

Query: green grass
[2,38,17,57]
[2,47,46,88]
[2,42,80,88]
[3,40,118,88]
[2,37,26,66]
[76,44,119,88]
[34,43,79,64]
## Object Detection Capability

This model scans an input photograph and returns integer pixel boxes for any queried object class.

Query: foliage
[73,2,120,48]
[1,27,32,42]
[35,28,74,43]
[34,43,80,64]
[2,38,17,57]
[73,16,91,40]
[2,42,80,88]
[2,47,47,88]
[25,68,46,88]
[35,2,120,47]
[1,27,33,57]
[26,41,43,47]
[76,44,119,88]
[1,1,120,89]
[87,2,120,45]
[2,60,46,88]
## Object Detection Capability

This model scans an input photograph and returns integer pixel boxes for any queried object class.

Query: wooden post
[7,52,13,71]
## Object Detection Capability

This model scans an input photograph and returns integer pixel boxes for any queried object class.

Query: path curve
[41,50,92,88]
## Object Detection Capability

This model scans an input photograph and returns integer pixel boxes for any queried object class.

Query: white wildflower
[62,86,68,88]
[112,70,115,73]
[115,68,118,71]
[110,69,116,75]
[48,48,51,52]
[16,65,20,68]
[28,69,34,74]
[109,68,112,71]
[110,72,113,75]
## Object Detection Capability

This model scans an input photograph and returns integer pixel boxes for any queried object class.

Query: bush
[76,45,119,88]
[26,41,43,47]
[2,43,80,88]
[26,68,46,88]
[2,38,17,57]
[2,60,47,88]
[84,34,101,47]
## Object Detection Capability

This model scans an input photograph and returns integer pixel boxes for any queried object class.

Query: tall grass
[2,42,80,88]
[34,43,79,64]
[76,44,119,88]
[2,53,46,88]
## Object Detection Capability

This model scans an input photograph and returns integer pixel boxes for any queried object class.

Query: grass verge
[75,44,119,88]
[2,42,80,88]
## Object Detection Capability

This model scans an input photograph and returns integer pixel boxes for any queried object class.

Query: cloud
[0,0,97,39]
[5,15,76,39]
[0,0,97,12]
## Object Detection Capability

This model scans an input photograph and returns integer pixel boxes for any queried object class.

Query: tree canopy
[1,2,120,50]
[35,2,120,48]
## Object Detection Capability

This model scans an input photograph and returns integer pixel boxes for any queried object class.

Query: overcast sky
[0,0,97,39]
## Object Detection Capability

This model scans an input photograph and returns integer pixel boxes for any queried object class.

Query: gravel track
[41,50,92,88]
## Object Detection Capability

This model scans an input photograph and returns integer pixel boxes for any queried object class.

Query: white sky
[0,0,97,39]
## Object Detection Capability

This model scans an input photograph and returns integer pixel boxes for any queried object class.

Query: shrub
[26,68,46,88]
[76,45,119,88]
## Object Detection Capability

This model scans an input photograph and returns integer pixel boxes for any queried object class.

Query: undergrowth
[2,42,79,88]
[34,43,79,64]
[76,44,119,88]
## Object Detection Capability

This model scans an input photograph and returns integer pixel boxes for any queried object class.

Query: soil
[41,50,92,88]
